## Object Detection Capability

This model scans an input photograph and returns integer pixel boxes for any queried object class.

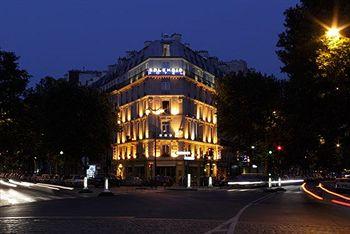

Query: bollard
[278,177,281,187]
[187,174,191,188]
[99,177,114,197]
[79,176,92,193]
[208,176,213,187]
[105,178,109,191]
[84,177,88,189]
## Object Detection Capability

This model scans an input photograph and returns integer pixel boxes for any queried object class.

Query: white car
[335,178,350,190]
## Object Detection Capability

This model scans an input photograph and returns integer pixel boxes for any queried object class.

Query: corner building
[95,34,246,182]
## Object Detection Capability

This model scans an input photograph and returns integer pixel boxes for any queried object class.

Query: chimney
[144,41,152,47]
[197,50,209,58]
[171,33,182,42]
[161,33,170,39]
[126,50,137,59]
[208,56,219,65]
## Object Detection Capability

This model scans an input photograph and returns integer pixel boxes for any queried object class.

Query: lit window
[162,121,170,133]
[161,145,170,157]
[162,100,170,114]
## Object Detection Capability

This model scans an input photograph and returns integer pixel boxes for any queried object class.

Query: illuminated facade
[94,33,247,182]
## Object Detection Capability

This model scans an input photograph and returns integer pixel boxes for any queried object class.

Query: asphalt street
[0,184,349,233]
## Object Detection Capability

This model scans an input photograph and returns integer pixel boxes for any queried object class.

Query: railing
[105,69,215,93]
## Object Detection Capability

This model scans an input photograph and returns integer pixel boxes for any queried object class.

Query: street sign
[86,165,96,178]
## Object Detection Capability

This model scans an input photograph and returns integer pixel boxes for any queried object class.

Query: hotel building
[93,33,247,182]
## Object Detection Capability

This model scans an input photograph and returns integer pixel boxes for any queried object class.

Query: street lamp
[326,27,341,39]
[33,157,38,174]
[60,151,64,155]
[146,107,165,179]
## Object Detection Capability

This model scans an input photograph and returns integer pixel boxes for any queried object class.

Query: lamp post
[59,151,64,175]
[33,157,37,174]
[145,107,165,180]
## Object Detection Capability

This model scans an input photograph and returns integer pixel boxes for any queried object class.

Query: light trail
[9,179,34,187]
[7,190,35,202]
[331,199,350,207]
[301,183,323,200]
[36,183,74,190]
[318,183,350,201]
[228,181,265,185]
[33,183,60,190]
[228,179,304,186]
[0,189,35,204]
[271,179,304,184]
[0,179,18,188]
[0,189,19,204]
[8,180,73,190]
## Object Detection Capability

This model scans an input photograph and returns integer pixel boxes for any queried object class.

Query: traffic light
[276,145,283,151]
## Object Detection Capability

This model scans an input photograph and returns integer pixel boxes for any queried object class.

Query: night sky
[0,0,299,85]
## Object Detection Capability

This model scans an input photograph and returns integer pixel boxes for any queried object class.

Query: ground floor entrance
[116,158,218,185]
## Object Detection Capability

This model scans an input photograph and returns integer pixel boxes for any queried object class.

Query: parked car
[50,174,63,184]
[89,174,121,188]
[89,175,105,188]
[121,176,143,186]
[38,174,51,183]
[107,175,121,187]
[64,175,84,187]
[154,176,174,187]
[335,178,350,190]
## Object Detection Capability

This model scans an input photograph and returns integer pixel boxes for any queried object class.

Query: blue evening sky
[0,0,299,85]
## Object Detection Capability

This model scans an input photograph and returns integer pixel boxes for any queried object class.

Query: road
[1,184,350,233]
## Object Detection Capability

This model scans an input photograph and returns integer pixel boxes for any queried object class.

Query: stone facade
[93,33,247,182]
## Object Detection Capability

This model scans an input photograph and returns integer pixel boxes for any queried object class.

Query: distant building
[219,60,248,75]
[92,33,247,182]
[65,70,106,86]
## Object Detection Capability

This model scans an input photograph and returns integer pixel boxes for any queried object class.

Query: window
[162,100,170,114]
[161,121,170,133]
[161,145,170,157]
[162,44,170,56]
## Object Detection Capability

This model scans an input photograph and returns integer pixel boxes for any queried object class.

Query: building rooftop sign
[148,68,185,76]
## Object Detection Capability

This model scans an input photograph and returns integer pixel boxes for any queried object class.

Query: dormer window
[163,43,170,56]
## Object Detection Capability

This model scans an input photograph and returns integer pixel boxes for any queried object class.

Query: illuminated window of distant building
[162,100,170,114]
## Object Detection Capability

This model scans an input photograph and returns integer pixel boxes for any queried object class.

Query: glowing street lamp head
[326,27,340,39]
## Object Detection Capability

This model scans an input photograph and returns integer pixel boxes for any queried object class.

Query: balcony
[105,68,215,93]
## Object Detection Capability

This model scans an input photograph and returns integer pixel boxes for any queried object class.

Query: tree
[277,0,350,173]
[26,77,117,175]
[0,50,29,172]
[216,71,286,175]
